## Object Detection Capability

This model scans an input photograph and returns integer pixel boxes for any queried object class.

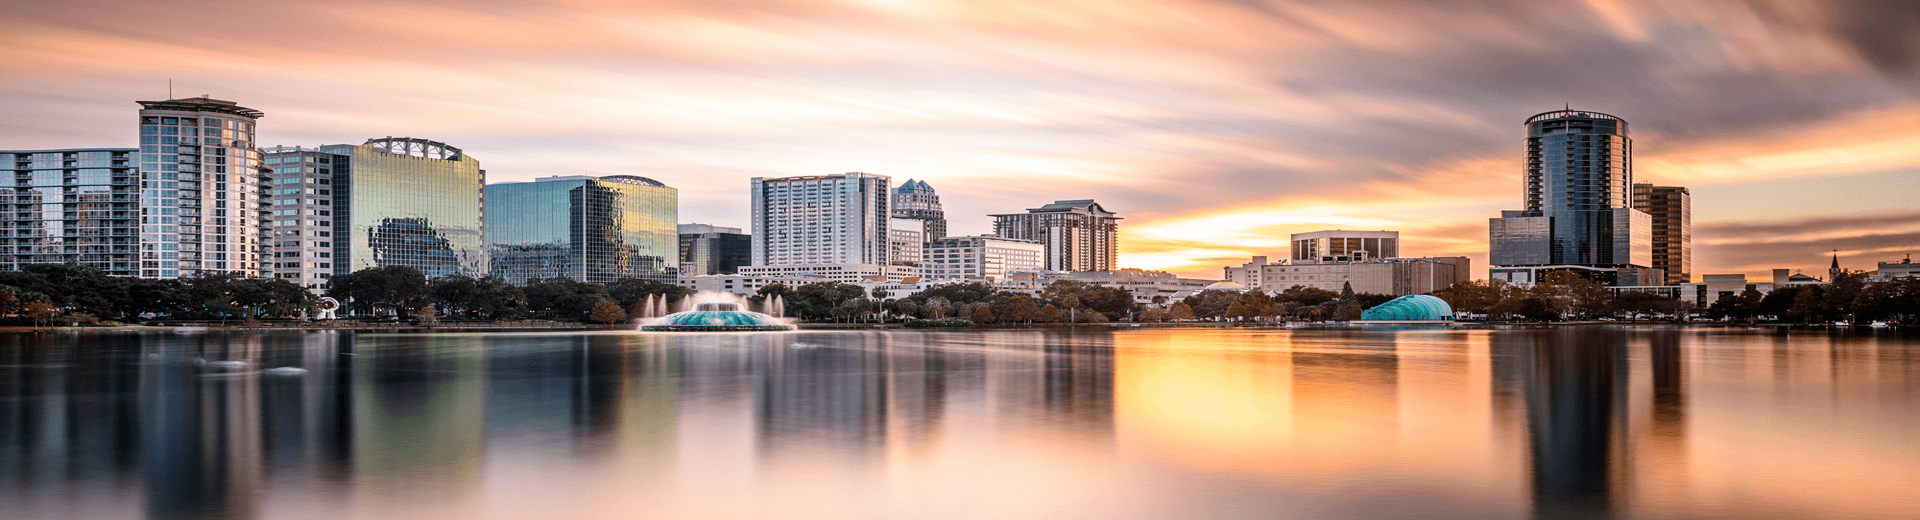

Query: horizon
[4,0,1917,281]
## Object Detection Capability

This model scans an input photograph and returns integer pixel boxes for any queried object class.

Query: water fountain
[638,291,797,332]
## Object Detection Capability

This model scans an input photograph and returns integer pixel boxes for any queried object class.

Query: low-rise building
[736,263,912,284]
[919,235,1043,282]
[1872,257,1918,282]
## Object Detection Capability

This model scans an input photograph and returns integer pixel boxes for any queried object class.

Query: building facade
[312,137,486,278]
[888,217,924,268]
[260,146,347,288]
[1291,230,1398,263]
[0,149,140,276]
[486,175,678,284]
[136,97,267,279]
[919,235,1043,282]
[990,199,1120,272]
[749,172,890,267]
[1489,109,1654,284]
[1634,184,1692,285]
[1257,256,1471,295]
[678,223,751,276]
[891,179,947,240]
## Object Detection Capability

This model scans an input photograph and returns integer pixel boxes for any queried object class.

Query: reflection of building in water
[752,333,892,458]
[1291,331,1399,448]
[352,335,486,506]
[1501,330,1627,520]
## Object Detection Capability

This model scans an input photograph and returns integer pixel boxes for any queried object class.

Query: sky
[3,0,1917,280]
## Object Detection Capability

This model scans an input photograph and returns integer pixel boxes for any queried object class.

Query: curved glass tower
[486,175,678,284]
[320,138,486,278]
[1490,110,1653,284]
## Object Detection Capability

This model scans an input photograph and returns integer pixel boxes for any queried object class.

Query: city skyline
[5,1,1918,280]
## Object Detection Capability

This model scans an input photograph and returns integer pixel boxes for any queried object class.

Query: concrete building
[1291,230,1397,263]
[1489,109,1655,285]
[485,175,678,284]
[260,146,347,287]
[136,97,268,279]
[1264,257,1471,295]
[736,263,912,284]
[1872,256,1918,282]
[887,217,923,268]
[991,199,1120,272]
[1223,256,1266,288]
[749,172,890,267]
[303,137,487,278]
[678,223,750,275]
[891,179,946,240]
[919,235,1043,282]
[1634,184,1692,284]
[0,149,140,276]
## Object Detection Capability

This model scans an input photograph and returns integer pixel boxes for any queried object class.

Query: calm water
[2,327,1918,519]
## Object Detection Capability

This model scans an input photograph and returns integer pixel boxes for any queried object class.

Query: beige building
[1291,230,1398,263]
[1260,257,1470,295]
[919,235,1043,282]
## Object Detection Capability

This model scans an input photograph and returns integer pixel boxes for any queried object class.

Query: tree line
[0,264,315,324]
[752,279,1142,324]
[1703,271,1920,324]
[326,266,692,323]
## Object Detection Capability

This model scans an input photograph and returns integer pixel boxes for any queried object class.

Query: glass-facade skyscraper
[1633,184,1691,285]
[318,138,486,278]
[136,97,266,279]
[1489,109,1653,282]
[0,149,140,275]
[487,175,678,284]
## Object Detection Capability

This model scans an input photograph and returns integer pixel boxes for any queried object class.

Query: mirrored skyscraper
[0,149,140,275]
[487,175,678,284]
[1489,110,1654,285]
[316,138,485,278]
[136,97,266,279]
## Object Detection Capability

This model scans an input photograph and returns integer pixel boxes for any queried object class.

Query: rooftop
[137,96,264,119]
[1524,109,1624,125]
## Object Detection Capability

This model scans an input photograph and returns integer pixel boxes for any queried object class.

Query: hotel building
[990,199,1120,272]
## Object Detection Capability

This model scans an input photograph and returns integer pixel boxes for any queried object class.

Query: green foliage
[327,265,430,316]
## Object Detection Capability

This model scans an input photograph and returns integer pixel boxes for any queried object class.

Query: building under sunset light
[1489,110,1657,286]
[136,97,266,279]
[991,199,1119,272]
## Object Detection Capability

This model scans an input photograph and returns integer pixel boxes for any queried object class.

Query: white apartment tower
[749,172,890,266]
[136,97,266,279]
[990,199,1120,272]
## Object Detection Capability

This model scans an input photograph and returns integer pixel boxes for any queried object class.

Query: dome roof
[1205,280,1249,290]
[1360,295,1454,321]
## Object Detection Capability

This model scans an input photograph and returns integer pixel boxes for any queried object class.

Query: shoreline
[1,321,1901,333]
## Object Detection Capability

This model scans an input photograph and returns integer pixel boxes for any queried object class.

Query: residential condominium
[1488,109,1658,286]
[260,146,346,288]
[749,172,891,267]
[486,175,678,284]
[990,199,1119,272]
[1633,183,1691,285]
[0,149,139,276]
[136,97,267,279]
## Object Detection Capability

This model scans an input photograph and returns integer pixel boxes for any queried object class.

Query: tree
[1332,282,1361,321]
[970,305,996,324]
[432,275,527,320]
[608,277,692,314]
[1006,295,1040,324]
[523,277,611,321]
[327,265,430,316]
[24,301,59,329]
[418,305,440,326]
[589,299,629,324]
[1168,302,1195,321]
[1037,303,1062,323]
[1224,300,1251,322]
[1179,290,1238,320]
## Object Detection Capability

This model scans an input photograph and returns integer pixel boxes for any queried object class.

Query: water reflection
[1,328,1918,519]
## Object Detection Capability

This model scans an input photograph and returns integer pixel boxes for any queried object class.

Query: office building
[735,263,911,284]
[678,223,750,275]
[260,146,347,287]
[136,97,267,279]
[749,172,890,266]
[892,179,947,240]
[1634,184,1692,284]
[1873,256,1918,282]
[313,137,486,278]
[888,217,923,267]
[920,235,1043,282]
[0,149,139,275]
[991,199,1120,272]
[1291,230,1398,263]
[1488,109,1654,285]
[1226,255,1471,295]
[486,175,677,284]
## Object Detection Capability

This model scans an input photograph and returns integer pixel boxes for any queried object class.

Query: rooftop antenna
[168,79,172,100]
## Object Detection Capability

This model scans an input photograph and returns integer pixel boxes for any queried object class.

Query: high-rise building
[891,179,946,240]
[990,199,1120,272]
[0,149,140,275]
[1489,109,1655,285]
[1291,230,1398,263]
[677,223,750,275]
[749,173,890,267]
[314,137,486,278]
[887,217,923,267]
[1633,184,1691,285]
[920,235,1043,282]
[260,146,347,288]
[136,97,267,279]
[485,175,677,284]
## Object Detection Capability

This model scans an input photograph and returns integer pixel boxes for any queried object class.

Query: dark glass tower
[1491,110,1652,278]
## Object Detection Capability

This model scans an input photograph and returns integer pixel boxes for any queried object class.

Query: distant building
[1634,184,1691,284]
[919,235,1043,282]
[891,179,947,240]
[1291,230,1398,263]
[136,97,268,279]
[1223,256,1267,288]
[1872,256,1918,282]
[260,146,348,287]
[749,172,890,267]
[678,223,750,275]
[1266,257,1471,295]
[485,175,677,284]
[888,217,924,267]
[735,263,911,284]
[991,199,1120,272]
[0,149,140,276]
[1489,109,1655,285]
[314,137,487,278]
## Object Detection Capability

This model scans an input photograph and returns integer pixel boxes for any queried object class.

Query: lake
[2,327,1918,519]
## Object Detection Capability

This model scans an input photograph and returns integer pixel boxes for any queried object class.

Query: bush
[904,318,976,328]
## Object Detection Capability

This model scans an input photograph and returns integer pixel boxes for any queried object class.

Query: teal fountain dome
[1359,295,1455,322]
[640,302,796,332]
